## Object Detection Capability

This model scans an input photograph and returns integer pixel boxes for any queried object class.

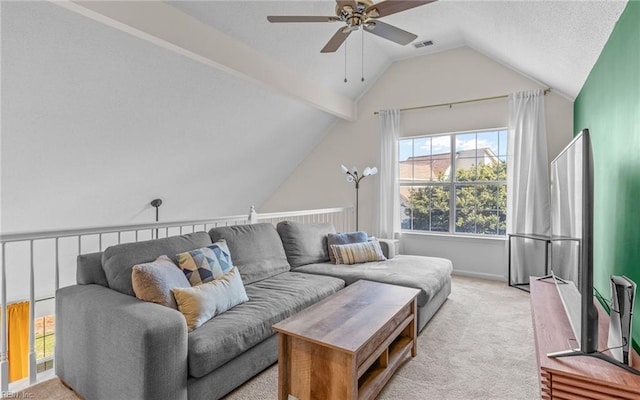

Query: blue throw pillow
[327,231,368,264]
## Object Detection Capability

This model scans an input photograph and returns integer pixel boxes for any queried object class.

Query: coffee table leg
[278,333,290,400]
[411,299,417,357]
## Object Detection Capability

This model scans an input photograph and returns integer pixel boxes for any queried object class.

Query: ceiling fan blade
[267,16,340,23]
[366,0,437,18]
[336,1,358,12]
[321,28,352,53]
[366,20,417,45]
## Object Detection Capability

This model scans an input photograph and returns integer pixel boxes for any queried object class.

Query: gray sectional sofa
[56,221,452,400]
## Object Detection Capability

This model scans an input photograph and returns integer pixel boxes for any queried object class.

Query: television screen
[550,134,583,289]
[549,129,597,353]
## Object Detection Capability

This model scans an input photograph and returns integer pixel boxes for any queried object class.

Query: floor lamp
[341,165,378,231]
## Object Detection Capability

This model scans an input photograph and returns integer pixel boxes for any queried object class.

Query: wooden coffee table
[273,280,420,400]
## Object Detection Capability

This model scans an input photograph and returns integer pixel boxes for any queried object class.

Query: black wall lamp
[151,199,162,238]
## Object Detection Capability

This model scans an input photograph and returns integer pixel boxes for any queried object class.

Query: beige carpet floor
[12,276,539,400]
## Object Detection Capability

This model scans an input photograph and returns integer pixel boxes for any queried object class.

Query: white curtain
[507,89,551,284]
[374,109,401,239]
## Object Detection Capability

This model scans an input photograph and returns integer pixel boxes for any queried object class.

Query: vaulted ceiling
[0,0,628,231]
[168,0,626,101]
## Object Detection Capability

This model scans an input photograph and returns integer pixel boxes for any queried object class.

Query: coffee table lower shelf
[357,335,413,400]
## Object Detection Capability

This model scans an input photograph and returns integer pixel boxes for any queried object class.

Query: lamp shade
[370,167,378,175]
[363,167,371,176]
[341,165,349,174]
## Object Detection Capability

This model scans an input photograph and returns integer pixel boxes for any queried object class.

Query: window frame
[399,127,508,237]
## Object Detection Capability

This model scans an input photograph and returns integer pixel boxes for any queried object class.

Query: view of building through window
[399,129,508,236]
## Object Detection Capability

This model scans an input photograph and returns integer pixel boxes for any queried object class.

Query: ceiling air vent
[413,40,434,49]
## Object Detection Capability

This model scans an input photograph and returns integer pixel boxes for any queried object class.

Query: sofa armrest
[56,284,188,400]
[378,239,399,259]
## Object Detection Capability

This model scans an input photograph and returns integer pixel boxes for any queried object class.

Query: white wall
[0,1,336,233]
[262,47,574,280]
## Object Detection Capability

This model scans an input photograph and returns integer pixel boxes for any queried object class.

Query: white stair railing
[0,206,353,391]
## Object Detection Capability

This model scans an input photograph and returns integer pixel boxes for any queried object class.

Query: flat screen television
[549,128,598,354]
[549,128,639,373]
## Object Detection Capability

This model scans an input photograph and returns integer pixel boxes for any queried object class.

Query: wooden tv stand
[530,278,640,399]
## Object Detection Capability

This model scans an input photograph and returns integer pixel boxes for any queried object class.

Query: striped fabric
[330,240,386,265]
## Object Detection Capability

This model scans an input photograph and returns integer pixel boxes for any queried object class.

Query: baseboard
[452,270,505,282]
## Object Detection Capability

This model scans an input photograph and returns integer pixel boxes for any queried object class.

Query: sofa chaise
[56,221,452,400]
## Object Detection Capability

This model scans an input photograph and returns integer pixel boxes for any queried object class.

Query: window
[35,315,55,373]
[399,129,508,236]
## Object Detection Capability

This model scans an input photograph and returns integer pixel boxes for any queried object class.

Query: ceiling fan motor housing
[337,0,376,29]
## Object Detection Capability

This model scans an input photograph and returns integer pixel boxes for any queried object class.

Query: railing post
[248,205,258,224]
[1,243,8,392]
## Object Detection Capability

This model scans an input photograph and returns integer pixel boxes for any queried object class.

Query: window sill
[401,230,507,242]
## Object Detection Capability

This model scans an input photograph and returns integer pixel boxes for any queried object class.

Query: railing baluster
[1,242,8,391]
[29,240,36,384]
[99,233,103,251]
[135,230,139,242]
[78,235,82,255]
[165,227,168,238]
[117,232,121,244]
[55,238,60,292]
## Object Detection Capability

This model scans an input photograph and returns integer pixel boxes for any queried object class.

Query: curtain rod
[373,88,551,115]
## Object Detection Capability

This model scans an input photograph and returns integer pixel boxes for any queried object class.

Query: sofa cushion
[76,252,109,287]
[173,267,249,332]
[131,255,191,309]
[208,223,290,285]
[327,231,368,263]
[330,240,386,265]
[293,255,452,307]
[102,232,212,296]
[276,221,336,268]
[187,271,344,378]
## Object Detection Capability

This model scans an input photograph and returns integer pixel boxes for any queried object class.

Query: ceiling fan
[267,0,437,53]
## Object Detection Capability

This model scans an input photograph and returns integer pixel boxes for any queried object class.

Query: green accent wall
[574,0,640,349]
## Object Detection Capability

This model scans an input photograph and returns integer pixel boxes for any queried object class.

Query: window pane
[456,133,476,151]
[431,135,451,155]
[455,157,477,181]
[399,139,414,182]
[498,130,508,157]
[455,184,507,235]
[35,315,55,360]
[413,137,432,182]
[400,192,412,230]
[403,185,450,232]
[477,131,499,156]
[455,185,477,233]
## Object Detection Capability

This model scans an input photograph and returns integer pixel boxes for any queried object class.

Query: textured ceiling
[169,0,628,100]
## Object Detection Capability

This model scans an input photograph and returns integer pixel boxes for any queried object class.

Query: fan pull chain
[361,28,365,82]
[344,39,348,83]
